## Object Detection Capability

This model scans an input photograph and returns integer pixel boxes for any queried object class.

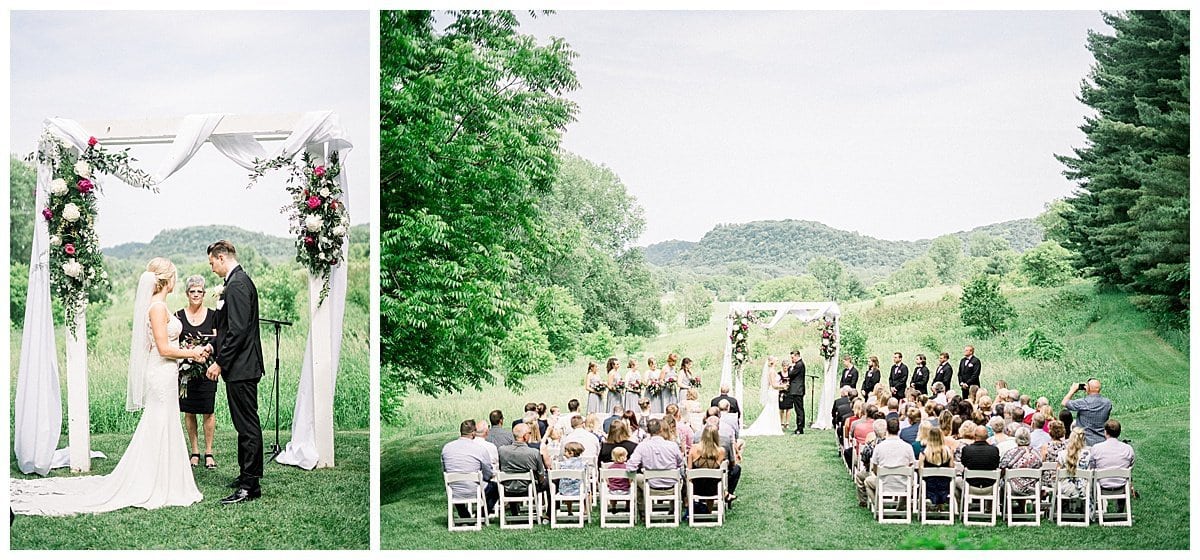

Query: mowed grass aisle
[381,282,1188,549]
[10,430,370,549]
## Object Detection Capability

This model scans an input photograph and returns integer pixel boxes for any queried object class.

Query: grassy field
[381,281,1189,549]
[10,430,369,549]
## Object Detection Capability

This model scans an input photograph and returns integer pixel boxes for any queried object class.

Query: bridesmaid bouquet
[610,379,626,393]
[664,375,678,392]
[588,379,607,394]
[689,374,702,389]
[177,333,214,399]
[646,378,663,396]
[627,379,643,393]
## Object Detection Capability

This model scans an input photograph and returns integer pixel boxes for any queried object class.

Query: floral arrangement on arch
[34,133,156,334]
[728,310,761,371]
[249,151,350,305]
[819,318,838,360]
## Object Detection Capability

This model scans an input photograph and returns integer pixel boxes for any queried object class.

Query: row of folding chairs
[867,465,1134,527]
[444,462,730,530]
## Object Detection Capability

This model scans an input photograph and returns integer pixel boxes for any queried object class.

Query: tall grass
[383,279,1189,549]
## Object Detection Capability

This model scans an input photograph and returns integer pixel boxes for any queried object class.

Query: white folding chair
[598,468,637,528]
[443,471,487,531]
[641,469,682,528]
[1003,468,1043,526]
[1093,467,1133,526]
[548,469,590,528]
[1039,461,1058,519]
[1055,468,1094,527]
[686,467,726,527]
[961,469,1001,526]
[875,466,914,524]
[917,467,956,525]
[496,471,542,529]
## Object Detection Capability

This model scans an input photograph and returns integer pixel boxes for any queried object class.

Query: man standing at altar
[932,352,954,393]
[958,345,982,399]
[839,355,859,389]
[787,351,806,434]
[888,352,909,397]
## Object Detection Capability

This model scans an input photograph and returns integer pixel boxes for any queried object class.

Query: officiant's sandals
[190,453,201,468]
[204,454,217,469]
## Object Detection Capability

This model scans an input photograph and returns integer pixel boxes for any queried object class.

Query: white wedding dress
[743,360,785,436]
[10,301,202,516]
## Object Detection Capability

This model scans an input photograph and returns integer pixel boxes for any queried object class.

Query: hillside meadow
[382,280,1188,549]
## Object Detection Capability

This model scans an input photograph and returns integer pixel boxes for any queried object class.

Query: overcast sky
[10,11,370,247]
[517,10,1109,246]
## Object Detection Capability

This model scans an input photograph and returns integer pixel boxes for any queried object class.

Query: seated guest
[622,410,647,442]
[473,420,499,471]
[1056,428,1094,499]
[717,400,741,440]
[899,408,922,443]
[833,387,856,447]
[953,420,978,472]
[931,382,948,406]
[606,446,631,494]
[1058,409,1074,434]
[442,419,499,517]
[683,387,705,432]
[486,409,514,447]
[499,423,548,513]
[562,415,600,461]
[1090,420,1135,493]
[989,417,1015,454]
[854,419,887,507]
[524,416,543,451]
[541,426,564,468]
[554,442,588,515]
[1029,413,1051,452]
[512,402,537,428]
[627,419,685,494]
[911,421,931,458]
[885,398,900,421]
[865,418,915,507]
[957,425,1000,495]
[603,405,624,434]
[711,384,741,417]
[666,405,694,456]
[688,425,734,510]
[599,420,639,464]
[918,426,955,511]
[556,399,582,432]
[637,398,654,425]
[999,427,1043,496]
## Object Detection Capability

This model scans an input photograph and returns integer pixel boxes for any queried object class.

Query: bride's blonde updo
[146,257,177,294]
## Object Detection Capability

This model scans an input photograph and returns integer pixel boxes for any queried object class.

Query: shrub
[960,275,1016,336]
[1018,328,1065,361]
[920,333,942,354]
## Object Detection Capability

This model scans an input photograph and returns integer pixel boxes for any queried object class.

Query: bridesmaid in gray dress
[645,356,663,414]
[662,353,681,409]
[584,361,605,415]
[604,357,623,414]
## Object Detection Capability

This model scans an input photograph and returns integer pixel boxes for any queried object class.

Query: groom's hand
[206,363,222,381]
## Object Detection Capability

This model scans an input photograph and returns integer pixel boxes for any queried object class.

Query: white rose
[62,203,81,222]
[319,252,327,260]
[49,235,61,246]
[331,225,347,237]
[304,214,324,232]
[341,214,350,226]
[736,333,744,341]
[62,259,83,278]
[319,188,331,198]
[211,286,224,298]
[735,352,744,360]
[50,179,69,196]
[73,161,92,179]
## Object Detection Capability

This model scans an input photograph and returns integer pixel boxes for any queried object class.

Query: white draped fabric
[14,111,351,474]
[718,301,841,431]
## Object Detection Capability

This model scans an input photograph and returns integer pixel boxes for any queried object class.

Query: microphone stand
[807,375,820,425]
[259,317,293,462]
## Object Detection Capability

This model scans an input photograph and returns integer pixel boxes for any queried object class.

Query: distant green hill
[643,218,1043,276]
[103,223,370,264]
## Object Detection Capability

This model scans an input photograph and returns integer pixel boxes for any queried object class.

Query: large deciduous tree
[1057,11,1189,323]
[380,10,580,395]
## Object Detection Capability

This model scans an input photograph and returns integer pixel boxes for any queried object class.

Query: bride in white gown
[742,357,786,436]
[11,258,205,515]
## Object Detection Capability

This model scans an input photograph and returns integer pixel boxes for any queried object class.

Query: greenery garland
[249,151,350,305]
[33,133,156,334]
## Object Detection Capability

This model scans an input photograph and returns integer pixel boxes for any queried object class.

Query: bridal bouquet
[646,378,663,396]
[588,379,607,394]
[177,333,214,399]
[249,151,350,305]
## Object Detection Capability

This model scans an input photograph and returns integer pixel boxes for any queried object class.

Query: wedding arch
[14,112,352,475]
[718,301,841,430]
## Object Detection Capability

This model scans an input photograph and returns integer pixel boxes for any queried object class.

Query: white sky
[518,10,1110,245]
[9,11,370,247]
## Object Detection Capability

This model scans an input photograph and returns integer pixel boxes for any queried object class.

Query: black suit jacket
[862,367,880,393]
[933,362,954,389]
[960,441,1000,486]
[839,366,859,389]
[958,355,982,388]
[888,363,909,393]
[212,265,264,383]
[911,365,930,393]
[787,360,806,396]
[831,396,852,425]
[710,395,740,415]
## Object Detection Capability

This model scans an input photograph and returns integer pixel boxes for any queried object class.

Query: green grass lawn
[10,430,369,549]
[381,281,1189,549]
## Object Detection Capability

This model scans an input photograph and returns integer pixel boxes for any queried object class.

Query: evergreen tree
[1057,11,1189,322]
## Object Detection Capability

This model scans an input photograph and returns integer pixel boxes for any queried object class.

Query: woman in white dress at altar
[743,356,788,436]
[11,258,206,516]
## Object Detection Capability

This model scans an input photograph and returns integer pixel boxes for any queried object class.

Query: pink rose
[77,178,94,194]
[88,136,98,147]
[304,236,315,246]
[42,207,53,221]
[313,165,326,177]
[307,196,321,210]
[329,199,339,210]
[64,243,76,256]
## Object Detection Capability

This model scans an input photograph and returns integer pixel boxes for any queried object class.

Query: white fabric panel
[153,114,225,182]
[210,133,268,170]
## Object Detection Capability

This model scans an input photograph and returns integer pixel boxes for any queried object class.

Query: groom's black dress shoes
[226,477,244,489]
[221,487,261,505]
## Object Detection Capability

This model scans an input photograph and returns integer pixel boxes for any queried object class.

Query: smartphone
[1077,383,1087,391]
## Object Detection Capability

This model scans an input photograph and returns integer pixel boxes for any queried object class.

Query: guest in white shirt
[1091,420,1135,491]
[473,420,499,471]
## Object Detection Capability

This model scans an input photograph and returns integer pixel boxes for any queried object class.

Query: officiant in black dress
[177,275,219,470]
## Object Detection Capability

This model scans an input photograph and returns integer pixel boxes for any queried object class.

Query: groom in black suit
[206,240,265,505]
[787,351,806,434]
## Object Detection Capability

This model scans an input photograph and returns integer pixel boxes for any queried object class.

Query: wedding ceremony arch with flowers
[719,301,842,430]
[15,111,353,475]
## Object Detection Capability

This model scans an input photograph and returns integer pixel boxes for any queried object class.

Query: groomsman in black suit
[932,352,954,391]
[888,352,908,397]
[839,355,859,389]
[958,345,982,399]
[910,354,930,395]
[787,351,806,434]
[861,357,880,394]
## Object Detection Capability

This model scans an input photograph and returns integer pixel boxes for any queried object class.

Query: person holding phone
[1061,378,1112,446]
